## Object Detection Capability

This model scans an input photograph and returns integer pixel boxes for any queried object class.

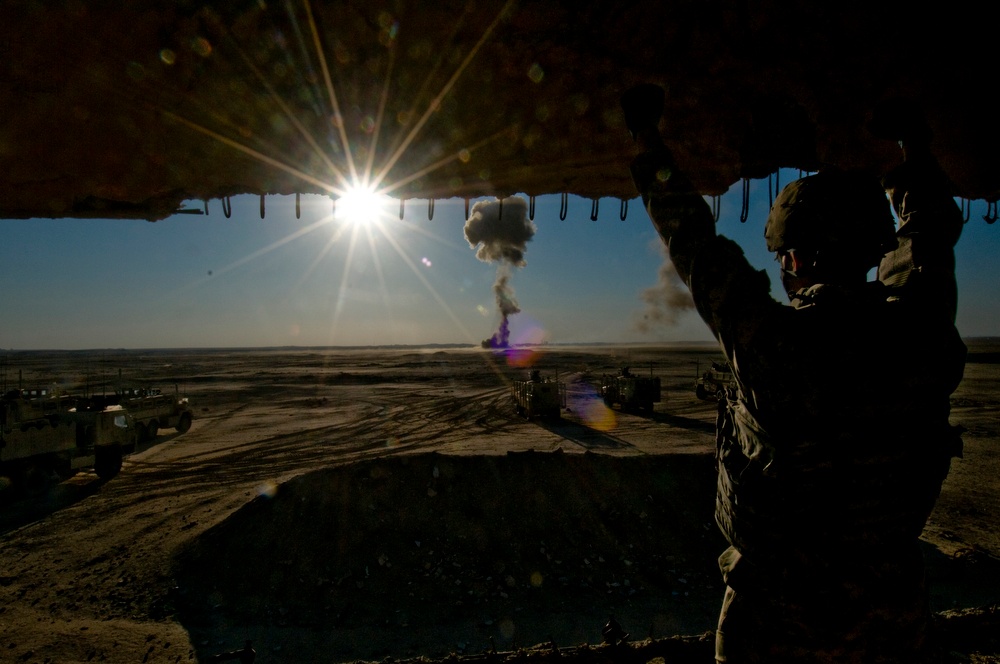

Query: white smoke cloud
[634,244,695,333]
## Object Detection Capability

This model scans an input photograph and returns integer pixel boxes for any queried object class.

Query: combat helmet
[764,170,897,271]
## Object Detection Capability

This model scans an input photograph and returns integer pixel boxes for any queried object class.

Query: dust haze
[634,245,696,333]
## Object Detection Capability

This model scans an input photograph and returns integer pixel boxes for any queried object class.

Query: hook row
[985,200,998,224]
[194,190,1000,226]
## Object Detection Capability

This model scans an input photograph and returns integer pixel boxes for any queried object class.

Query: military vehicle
[600,366,661,412]
[1,388,137,495]
[696,361,738,401]
[116,385,193,442]
[511,370,565,419]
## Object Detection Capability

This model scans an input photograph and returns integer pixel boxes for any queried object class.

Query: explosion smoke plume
[463,196,535,348]
[634,245,695,333]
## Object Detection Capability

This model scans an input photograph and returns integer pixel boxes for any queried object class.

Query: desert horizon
[2,343,998,663]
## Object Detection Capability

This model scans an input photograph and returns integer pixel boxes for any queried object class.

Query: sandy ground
[1,343,998,663]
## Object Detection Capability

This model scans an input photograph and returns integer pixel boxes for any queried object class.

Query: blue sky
[2,171,998,350]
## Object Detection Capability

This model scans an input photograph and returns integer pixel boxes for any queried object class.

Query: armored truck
[600,366,661,412]
[1,389,136,495]
[511,370,565,419]
[116,386,193,442]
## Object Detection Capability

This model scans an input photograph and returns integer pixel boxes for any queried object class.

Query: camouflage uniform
[630,150,966,663]
[879,151,964,323]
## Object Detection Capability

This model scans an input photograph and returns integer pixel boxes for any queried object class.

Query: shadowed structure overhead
[3,1,997,221]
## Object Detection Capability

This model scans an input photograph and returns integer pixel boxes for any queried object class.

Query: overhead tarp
[2,1,996,220]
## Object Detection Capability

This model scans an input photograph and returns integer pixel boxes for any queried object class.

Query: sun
[335,184,391,227]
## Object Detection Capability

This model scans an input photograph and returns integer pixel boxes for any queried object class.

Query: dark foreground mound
[173,450,1000,663]
[174,450,725,660]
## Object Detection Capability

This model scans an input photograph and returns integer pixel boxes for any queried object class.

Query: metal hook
[203,199,209,216]
[259,194,265,219]
[331,195,336,216]
[985,200,998,224]
[498,196,503,221]
[619,198,628,221]
[559,193,568,220]
[399,198,405,220]
[529,196,536,221]
[295,193,301,219]
[590,198,599,221]
[428,198,435,221]
[740,178,750,223]
[768,171,780,207]
[222,196,232,218]
[711,195,721,222]
[465,197,470,220]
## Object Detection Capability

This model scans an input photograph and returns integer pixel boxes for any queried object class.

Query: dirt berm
[171,450,1000,663]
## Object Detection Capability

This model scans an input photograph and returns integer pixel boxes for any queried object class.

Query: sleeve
[882,152,963,247]
[628,148,716,284]
[628,148,783,373]
[879,151,963,321]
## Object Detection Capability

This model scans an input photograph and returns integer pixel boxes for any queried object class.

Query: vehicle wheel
[175,412,192,434]
[147,420,159,440]
[94,446,123,480]
[135,422,147,443]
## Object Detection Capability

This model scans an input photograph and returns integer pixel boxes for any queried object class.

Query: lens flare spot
[511,320,547,346]
[191,37,212,58]
[530,571,544,587]
[256,481,278,498]
[581,398,617,432]
[159,49,176,65]
[499,618,516,638]
[505,347,537,368]
[458,148,471,163]
[527,63,544,83]
[476,304,489,316]
[421,257,432,267]
[385,436,399,448]
[126,61,145,81]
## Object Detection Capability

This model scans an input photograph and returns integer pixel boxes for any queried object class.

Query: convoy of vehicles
[0,374,193,496]
[511,370,565,419]
[116,386,193,442]
[599,366,662,412]
[1,388,136,493]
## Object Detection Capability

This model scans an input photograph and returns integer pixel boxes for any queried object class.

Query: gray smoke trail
[634,246,696,333]
[464,196,535,347]
[493,264,520,317]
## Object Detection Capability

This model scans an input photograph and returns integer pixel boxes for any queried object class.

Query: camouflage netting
[3,2,998,221]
